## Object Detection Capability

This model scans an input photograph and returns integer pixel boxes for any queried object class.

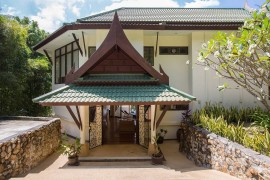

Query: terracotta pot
[151,154,164,165]
[68,155,79,166]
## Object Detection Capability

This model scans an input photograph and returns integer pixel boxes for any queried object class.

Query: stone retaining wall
[180,122,270,179]
[0,117,61,179]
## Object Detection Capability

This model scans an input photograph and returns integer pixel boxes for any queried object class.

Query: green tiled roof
[33,84,196,105]
[75,74,159,83]
[78,8,250,23]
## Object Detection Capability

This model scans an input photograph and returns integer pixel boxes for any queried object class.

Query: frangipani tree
[197,0,270,110]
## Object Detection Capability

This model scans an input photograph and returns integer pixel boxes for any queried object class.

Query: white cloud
[31,0,85,32]
[2,6,17,16]
[103,0,179,11]
[71,6,80,17]
[184,0,220,8]
[31,3,66,33]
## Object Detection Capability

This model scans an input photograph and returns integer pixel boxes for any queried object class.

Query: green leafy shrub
[193,102,264,124]
[196,112,270,156]
[251,111,270,131]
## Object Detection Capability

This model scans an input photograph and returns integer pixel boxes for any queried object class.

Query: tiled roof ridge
[77,7,248,22]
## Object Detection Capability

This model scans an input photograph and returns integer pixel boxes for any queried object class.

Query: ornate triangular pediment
[65,12,169,84]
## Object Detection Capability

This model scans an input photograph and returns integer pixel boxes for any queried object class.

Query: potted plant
[59,134,81,166]
[157,128,167,144]
[151,137,164,165]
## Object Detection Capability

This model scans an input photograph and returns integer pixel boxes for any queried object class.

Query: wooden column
[150,105,157,144]
[79,106,89,156]
[148,105,157,155]
[79,106,87,144]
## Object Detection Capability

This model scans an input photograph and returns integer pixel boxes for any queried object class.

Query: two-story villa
[33,8,255,152]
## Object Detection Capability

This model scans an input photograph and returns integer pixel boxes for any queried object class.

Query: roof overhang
[33,84,196,106]
[33,21,243,51]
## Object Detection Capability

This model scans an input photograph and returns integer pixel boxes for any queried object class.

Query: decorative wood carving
[89,105,102,149]
[65,12,169,85]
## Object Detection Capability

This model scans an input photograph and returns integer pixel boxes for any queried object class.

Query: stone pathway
[13,141,238,180]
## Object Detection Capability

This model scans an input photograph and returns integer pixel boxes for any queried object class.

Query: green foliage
[59,134,81,158]
[0,15,51,116]
[197,112,270,156]
[152,136,162,157]
[251,111,270,131]
[157,128,167,139]
[0,15,29,115]
[197,0,270,110]
[192,102,263,124]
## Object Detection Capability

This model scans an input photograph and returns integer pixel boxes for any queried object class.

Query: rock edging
[0,118,61,179]
[180,122,270,179]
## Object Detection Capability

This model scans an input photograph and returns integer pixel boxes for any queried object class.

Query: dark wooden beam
[76,106,82,130]
[72,33,83,56]
[156,105,169,128]
[155,32,159,57]
[82,31,87,57]
[66,106,81,130]
[43,50,52,64]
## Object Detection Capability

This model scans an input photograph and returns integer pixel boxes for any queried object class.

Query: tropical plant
[251,111,270,131]
[192,102,264,124]
[195,112,270,156]
[152,136,162,157]
[197,0,270,110]
[157,128,168,144]
[59,135,81,158]
[0,15,51,116]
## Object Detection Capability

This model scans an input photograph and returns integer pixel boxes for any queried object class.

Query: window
[144,46,154,66]
[160,105,189,111]
[159,46,188,55]
[88,46,96,58]
[55,41,79,84]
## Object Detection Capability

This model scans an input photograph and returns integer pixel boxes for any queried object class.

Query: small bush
[251,111,270,131]
[196,112,270,156]
[193,102,264,124]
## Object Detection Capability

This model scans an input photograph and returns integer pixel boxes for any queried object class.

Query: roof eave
[33,21,243,51]
[38,100,192,106]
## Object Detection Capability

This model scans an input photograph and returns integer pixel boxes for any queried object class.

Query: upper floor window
[88,46,96,58]
[159,46,188,55]
[55,41,79,84]
[144,46,154,66]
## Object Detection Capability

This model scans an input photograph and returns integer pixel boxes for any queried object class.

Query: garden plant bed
[180,122,270,179]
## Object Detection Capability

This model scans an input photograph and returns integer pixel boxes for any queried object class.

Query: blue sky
[0,0,266,32]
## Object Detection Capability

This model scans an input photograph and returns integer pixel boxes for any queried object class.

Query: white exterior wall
[190,31,262,110]
[144,34,190,139]
[50,29,265,140]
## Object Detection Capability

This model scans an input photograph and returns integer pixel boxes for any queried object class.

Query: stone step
[18,167,193,180]
[79,156,151,162]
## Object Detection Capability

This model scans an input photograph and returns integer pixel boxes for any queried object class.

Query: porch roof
[33,84,196,106]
